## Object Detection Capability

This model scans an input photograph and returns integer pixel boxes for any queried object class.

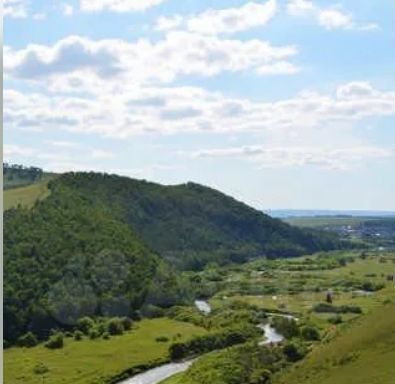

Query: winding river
[119,301,292,384]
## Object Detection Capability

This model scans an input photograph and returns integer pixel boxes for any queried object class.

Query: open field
[3,174,56,211]
[4,318,207,384]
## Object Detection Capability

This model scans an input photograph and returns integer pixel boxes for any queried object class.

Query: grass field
[4,318,207,384]
[3,174,56,211]
[273,302,395,384]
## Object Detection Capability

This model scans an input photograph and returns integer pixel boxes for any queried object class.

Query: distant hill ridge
[51,172,343,268]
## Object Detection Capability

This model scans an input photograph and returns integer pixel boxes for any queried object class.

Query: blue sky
[4,0,395,210]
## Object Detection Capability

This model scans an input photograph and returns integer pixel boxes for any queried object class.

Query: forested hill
[49,172,342,268]
[4,171,343,344]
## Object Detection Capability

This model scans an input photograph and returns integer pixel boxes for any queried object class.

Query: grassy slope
[3,174,57,211]
[4,318,207,384]
[274,302,395,384]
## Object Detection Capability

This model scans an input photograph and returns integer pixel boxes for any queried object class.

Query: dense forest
[4,171,345,345]
[3,163,44,189]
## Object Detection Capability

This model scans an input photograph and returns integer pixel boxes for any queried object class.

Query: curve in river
[119,360,195,384]
[118,301,294,384]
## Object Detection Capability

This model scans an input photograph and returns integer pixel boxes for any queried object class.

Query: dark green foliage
[102,332,110,340]
[327,315,343,324]
[33,363,49,375]
[3,163,43,189]
[271,317,299,339]
[55,172,343,269]
[77,317,95,335]
[107,318,124,335]
[17,332,38,347]
[313,303,362,314]
[283,341,306,362]
[44,332,64,349]
[121,317,133,331]
[4,177,158,344]
[155,336,169,342]
[74,330,84,341]
[301,326,320,341]
[89,329,100,339]
[169,324,260,360]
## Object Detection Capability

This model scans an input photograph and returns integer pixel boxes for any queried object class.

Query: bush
[102,332,110,340]
[143,304,165,319]
[327,315,343,324]
[45,332,64,349]
[108,318,124,335]
[17,332,38,348]
[77,317,95,335]
[271,317,299,339]
[301,326,320,341]
[33,363,49,375]
[283,342,306,362]
[89,329,99,339]
[313,303,362,314]
[74,330,84,341]
[156,336,169,343]
[121,317,133,331]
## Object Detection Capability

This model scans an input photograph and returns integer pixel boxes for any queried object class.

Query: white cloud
[155,1,277,35]
[62,3,74,16]
[4,33,298,86]
[287,0,379,31]
[4,0,28,18]
[155,15,183,31]
[4,82,395,139]
[79,0,165,13]
[187,0,277,35]
[191,145,393,170]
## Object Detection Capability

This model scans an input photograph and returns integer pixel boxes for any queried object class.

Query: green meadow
[4,318,207,384]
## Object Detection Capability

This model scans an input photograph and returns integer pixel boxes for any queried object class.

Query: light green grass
[3,174,56,211]
[4,318,207,384]
[274,302,395,384]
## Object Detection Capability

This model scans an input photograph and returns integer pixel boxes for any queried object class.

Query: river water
[119,301,291,384]
[119,360,194,384]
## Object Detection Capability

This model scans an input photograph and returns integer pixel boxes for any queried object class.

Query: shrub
[45,332,64,349]
[328,315,343,324]
[143,304,165,319]
[102,332,110,340]
[271,317,299,339]
[283,342,306,362]
[77,317,95,335]
[301,326,320,341]
[74,330,84,341]
[121,317,133,331]
[89,329,99,340]
[156,336,169,343]
[33,363,49,375]
[17,332,38,348]
[108,318,124,335]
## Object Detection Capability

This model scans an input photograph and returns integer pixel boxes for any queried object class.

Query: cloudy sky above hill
[4,0,395,210]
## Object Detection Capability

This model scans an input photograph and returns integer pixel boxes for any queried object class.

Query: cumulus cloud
[287,0,379,31]
[5,33,299,86]
[4,82,395,139]
[79,0,165,13]
[4,0,28,18]
[155,1,277,35]
[5,36,123,79]
[191,145,393,170]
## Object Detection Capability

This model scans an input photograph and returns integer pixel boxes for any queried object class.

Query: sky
[4,0,395,211]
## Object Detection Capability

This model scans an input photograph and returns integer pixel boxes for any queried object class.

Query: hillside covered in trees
[4,171,345,344]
